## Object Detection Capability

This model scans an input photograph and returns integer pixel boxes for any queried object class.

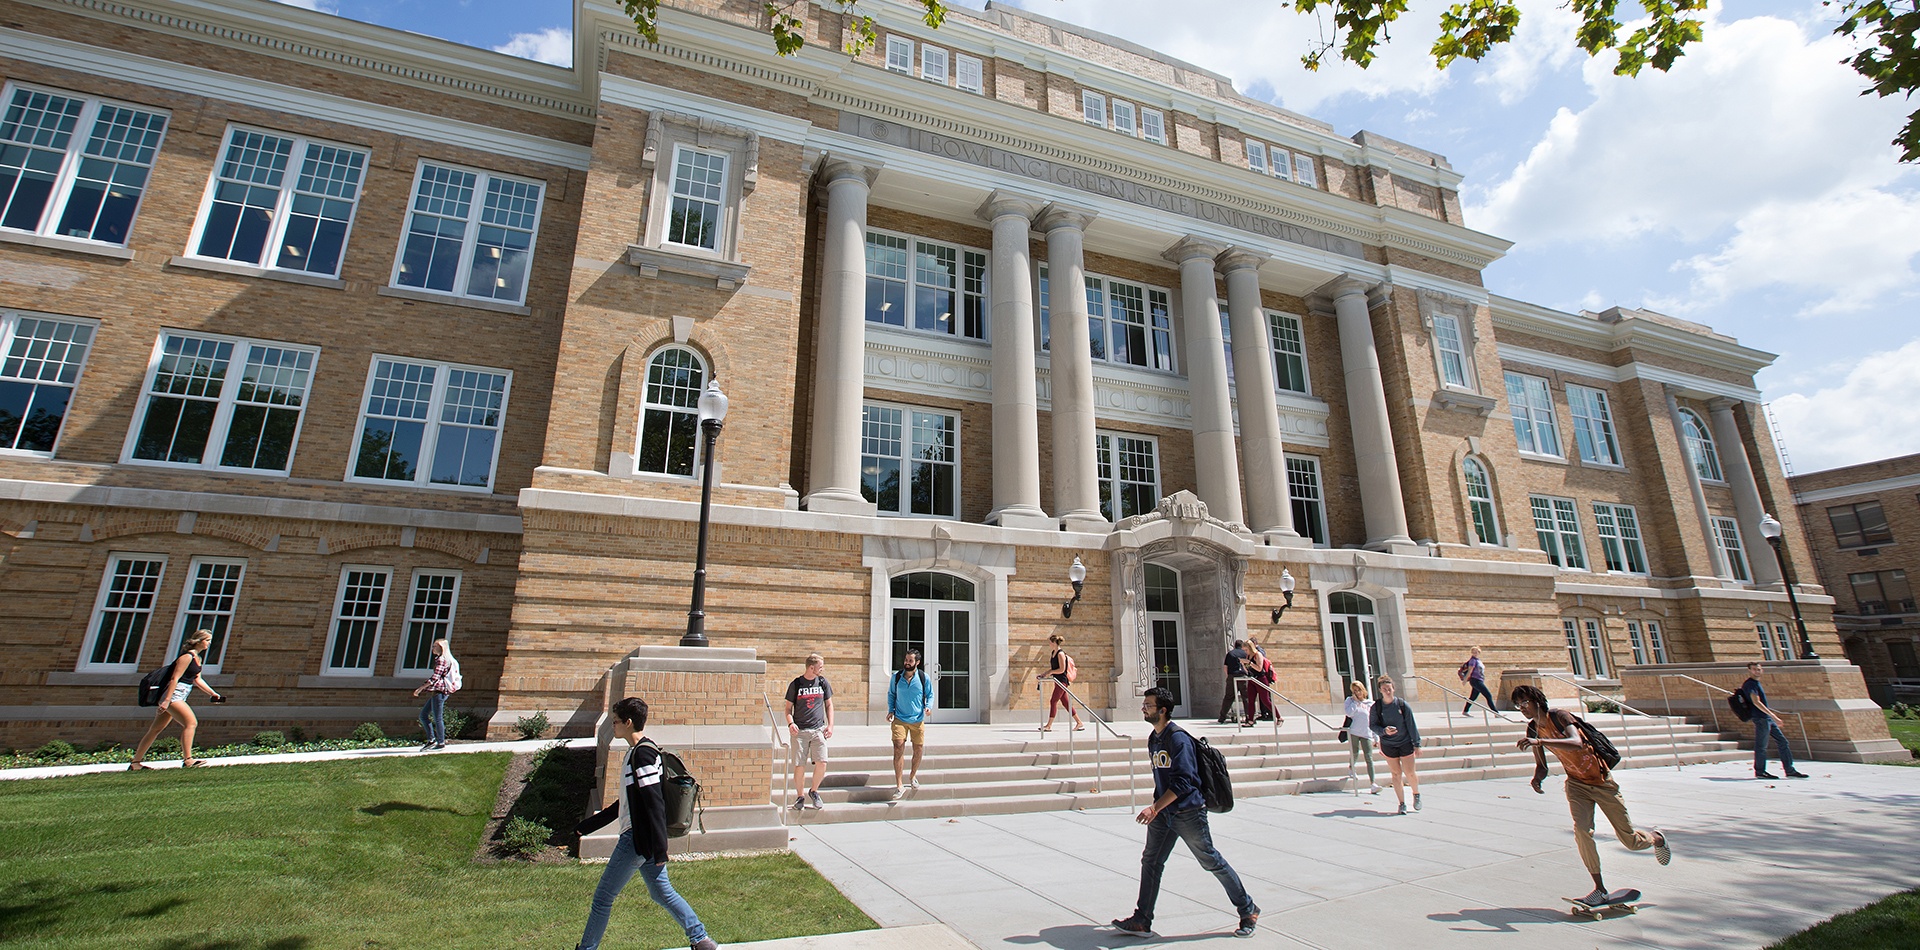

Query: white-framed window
[0,312,95,455]
[1268,311,1308,393]
[324,565,390,675]
[1644,620,1668,662]
[1567,384,1621,466]
[635,346,706,477]
[187,126,367,277]
[955,53,984,93]
[168,557,246,674]
[920,46,949,83]
[1756,621,1793,660]
[1111,100,1137,136]
[861,403,958,517]
[80,554,166,672]
[1505,371,1561,456]
[125,332,317,474]
[1679,408,1722,482]
[885,35,914,73]
[0,83,168,245]
[1219,305,1235,381]
[1086,274,1175,371]
[349,356,510,491]
[1097,431,1159,521]
[1293,152,1318,188]
[1271,147,1294,181]
[392,161,543,305]
[1593,502,1648,574]
[1712,516,1750,582]
[1246,140,1268,174]
[1626,621,1648,665]
[1584,617,1612,678]
[665,145,727,252]
[1082,91,1107,126]
[865,230,988,340]
[1771,622,1794,660]
[1464,457,1500,545]
[1562,619,1587,677]
[397,570,460,674]
[1141,109,1165,144]
[1432,313,1468,388]
[1531,495,1586,569]
[1287,454,1326,545]
[1756,622,1777,660]
[1037,262,1052,350]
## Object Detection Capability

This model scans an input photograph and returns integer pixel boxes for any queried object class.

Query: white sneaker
[909,776,921,788]
[1344,772,1358,781]
[890,786,904,801]
[1369,784,1382,795]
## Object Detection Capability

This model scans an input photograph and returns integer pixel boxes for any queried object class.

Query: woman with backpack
[1368,675,1422,814]
[412,638,458,751]
[1037,634,1084,732]
[128,628,224,770]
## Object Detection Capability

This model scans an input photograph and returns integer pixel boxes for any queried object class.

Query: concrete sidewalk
[791,758,1920,949]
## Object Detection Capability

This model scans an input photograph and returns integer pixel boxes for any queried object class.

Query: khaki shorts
[795,727,829,765]
[890,720,925,745]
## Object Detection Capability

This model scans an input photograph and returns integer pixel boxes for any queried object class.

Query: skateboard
[1562,888,1641,920]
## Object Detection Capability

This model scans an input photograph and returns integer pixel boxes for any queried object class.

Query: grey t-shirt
[786,675,832,730]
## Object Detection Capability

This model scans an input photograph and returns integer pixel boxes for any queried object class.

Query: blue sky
[278,0,1920,476]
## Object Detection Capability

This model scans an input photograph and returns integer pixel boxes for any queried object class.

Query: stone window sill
[1433,388,1496,416]
[167,255,347,289]
[627,244,751,291]
[0,229,135,260]
[377,285,532,316]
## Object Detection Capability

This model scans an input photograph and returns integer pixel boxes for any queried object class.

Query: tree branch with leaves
[620,0,944,57]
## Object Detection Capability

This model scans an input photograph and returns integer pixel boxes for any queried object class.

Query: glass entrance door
[1328,591,1382,698]
[889,572,976,723]
[1145,564,1188,717]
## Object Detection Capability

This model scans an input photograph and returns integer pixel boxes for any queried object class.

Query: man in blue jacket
[887,648,933,799]
[1113,687,1259,939]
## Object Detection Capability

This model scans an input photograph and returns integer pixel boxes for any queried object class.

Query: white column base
[804,489,877,516]
[988,505,1055,531]
[1368,538,1426,556]
[1262,529,1313,548]
[1059,510,1110,533]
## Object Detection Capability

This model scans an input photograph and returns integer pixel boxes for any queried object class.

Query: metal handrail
[762,687,791,823]
[1657,672,1811,766]
[1035,677,1136,810]
[1239,676,1346,785]
[1539,673,1684,770]
[1404,674,1509,764]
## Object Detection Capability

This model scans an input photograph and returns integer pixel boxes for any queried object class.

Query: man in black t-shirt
[1216,641,1249,723]
[784,652,835,809]
[1740,662,1808,780]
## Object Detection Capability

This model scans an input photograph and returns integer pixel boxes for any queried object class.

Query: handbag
[1337,714,1351,744]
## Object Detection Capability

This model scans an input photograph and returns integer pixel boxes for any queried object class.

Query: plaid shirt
[423,655,454,693]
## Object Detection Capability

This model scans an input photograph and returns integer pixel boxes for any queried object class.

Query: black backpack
[1727,689,1755,722]
[137,666,170,707]
[1176,726,1234,813]
[1529,714,1623,769]
[639,739,701,837]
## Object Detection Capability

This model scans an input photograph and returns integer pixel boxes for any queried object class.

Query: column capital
[1036,203,1097,233]
[1216,246,1270,274]
[976,190,1046,223]
[820,157,882,187]
[1705,397,1743,414]
[1162,235,1231,266]
[1313,273,1378,301]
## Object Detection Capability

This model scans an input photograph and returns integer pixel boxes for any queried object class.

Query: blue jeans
[1754,717,1796,773]
[1133,806,1257,926]
[577,828,708,950]
[1464,680,1494,713]
[418,692,447,744]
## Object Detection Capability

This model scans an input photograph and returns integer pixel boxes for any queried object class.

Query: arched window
[635,347,706,476]
[1463,457,1500,545]
[1679,409,1721,482]
[1328,591,1381,696]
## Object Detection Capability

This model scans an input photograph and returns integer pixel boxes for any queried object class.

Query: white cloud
[267,0,338,12]
[494,26,571,67]
[1663,190,1920,315]
[1767,339,1920,472]
[1473,0,1583,104]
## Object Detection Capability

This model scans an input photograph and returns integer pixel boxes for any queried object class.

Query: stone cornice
[1491,296,1776,379]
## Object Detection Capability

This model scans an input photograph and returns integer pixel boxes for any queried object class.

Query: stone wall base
[1623,660,1908,764]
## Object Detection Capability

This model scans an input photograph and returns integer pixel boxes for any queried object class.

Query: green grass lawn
[1885,713,1920,756]
[0,754,873,949]
[1769,889,1920,949]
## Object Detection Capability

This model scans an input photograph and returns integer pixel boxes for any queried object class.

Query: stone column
[1324,276,1412,548]
[1039,205,1105,531]
[978,192,1052,530]
[805,159,881,515]
[1165,236,1244,528]
[1666,387,1727,579]
[1708,399,1781,586]
[1219,247,1300,542]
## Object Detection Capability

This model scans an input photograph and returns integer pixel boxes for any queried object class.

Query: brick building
[0,0,1838,749]
[1792,453,1920,705]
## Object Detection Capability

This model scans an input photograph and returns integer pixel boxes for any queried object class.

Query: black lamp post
[680,380,729,648]
[1757,512,1818,660]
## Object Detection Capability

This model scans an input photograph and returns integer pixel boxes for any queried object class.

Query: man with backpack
[887,648,933,799]
[572,696,718,950]
[1511,684,1670,909]
[1738,662,1809,780]
[1112,687,1259,939]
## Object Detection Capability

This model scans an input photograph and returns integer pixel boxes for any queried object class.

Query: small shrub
[251,731,287,748]
[91,739,122,753]
[498,817,551,858]
[514,711,550,741]
[351,722,385,743]
[151,737,182,757]
[31,740,76,761]
[288,726,308,744]
[1585,699,1621,715]
[444,708,473,741]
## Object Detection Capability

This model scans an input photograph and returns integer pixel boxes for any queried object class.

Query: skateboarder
[1512,684,1671,908]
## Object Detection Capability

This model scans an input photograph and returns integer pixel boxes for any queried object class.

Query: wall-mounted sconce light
[1270,568,1296,623]
[1062,556,1087,618]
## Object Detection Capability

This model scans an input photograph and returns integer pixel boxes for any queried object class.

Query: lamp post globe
[681,380,729,648]
[1756,512,1818,660]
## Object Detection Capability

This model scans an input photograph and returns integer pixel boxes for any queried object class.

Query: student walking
[887,648,933,798]
[1243,635,1277,723]
[784,653,834,810]
[1458,646,1494,714]
[1369,675,1421,814]
[412,638,458,750]
[1511,684,1671,908]
[1111,687,1260,939]
[1037,634,1084,732]
[128,629,224,770]
[1216,640,1250,724]
[1342,680,1382,794]
[572,696,718,950]
[1739,662,1810,779]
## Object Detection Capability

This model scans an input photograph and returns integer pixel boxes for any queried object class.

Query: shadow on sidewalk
[1427,906,1590,932]
[1006,924,1235,948]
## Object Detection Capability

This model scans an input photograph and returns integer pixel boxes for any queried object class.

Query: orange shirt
[1539,712,1609,785]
